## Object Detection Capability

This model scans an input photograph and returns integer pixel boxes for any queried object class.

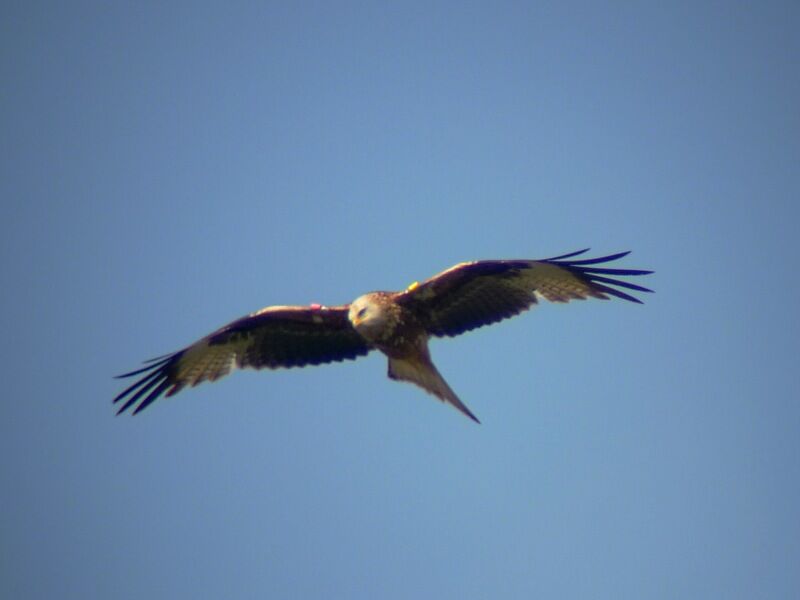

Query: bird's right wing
[396,250,653,338]
[113,304,371,415]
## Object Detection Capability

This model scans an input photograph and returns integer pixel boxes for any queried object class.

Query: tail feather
[387,356,480,423]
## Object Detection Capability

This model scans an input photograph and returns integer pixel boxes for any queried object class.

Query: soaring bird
[113,249,652,422]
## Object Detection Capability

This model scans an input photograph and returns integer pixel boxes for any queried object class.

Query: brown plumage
[114,249,653,422]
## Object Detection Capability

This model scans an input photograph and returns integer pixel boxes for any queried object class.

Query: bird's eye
[357,307,367,318]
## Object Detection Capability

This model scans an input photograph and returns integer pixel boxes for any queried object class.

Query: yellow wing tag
[406,281,420,292]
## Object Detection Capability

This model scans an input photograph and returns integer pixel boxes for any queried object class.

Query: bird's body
[114,250,653,422]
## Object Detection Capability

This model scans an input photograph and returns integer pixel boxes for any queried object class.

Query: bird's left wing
[396,249,653,338]
[113,304,371,415]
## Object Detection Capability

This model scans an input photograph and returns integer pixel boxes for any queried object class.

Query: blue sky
[2,2,799,598]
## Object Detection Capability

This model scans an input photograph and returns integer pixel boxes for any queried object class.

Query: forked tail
[387,356,480,423]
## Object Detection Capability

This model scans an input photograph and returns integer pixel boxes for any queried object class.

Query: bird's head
[348,293,391,342]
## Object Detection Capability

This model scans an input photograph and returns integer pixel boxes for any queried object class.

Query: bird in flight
[114,249,652,422]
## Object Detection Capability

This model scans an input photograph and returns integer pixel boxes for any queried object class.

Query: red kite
[114,249,652,422]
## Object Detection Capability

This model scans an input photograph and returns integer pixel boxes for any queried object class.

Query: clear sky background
[2,2,799,599]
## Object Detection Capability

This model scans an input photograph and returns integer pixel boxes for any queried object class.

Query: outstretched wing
[113,305,371,415]
[396,249,653,338]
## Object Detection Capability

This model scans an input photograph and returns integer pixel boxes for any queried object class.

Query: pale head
[348,293,392,342]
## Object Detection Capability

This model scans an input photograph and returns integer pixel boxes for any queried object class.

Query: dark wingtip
[560,250,631,265]
[113,352,179,415]
[544,248,591,261]
[130,380,173,415]
[544,250,654,304]
[115,354,173,379]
